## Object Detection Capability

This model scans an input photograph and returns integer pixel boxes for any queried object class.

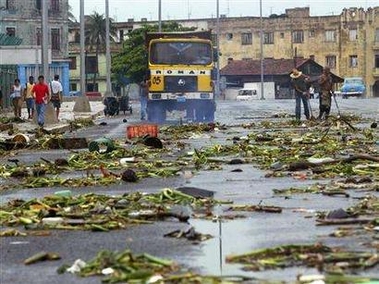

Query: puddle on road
[186,217,319,282]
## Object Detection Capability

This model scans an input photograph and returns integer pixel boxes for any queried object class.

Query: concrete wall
[0,46,52,64]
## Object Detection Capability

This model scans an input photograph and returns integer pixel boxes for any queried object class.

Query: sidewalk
[0,101,105,139]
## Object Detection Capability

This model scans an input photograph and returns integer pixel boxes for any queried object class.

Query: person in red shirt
[32,75,50,127]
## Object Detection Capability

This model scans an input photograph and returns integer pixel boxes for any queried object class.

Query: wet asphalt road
[1,97,378,284]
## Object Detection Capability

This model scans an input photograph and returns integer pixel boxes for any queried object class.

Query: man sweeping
[290,68,310,122]
[318,66,334,120]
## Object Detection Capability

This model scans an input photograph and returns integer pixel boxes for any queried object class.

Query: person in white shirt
[11,79,23,118]
[309,85,315,99]
[50,75,63,120]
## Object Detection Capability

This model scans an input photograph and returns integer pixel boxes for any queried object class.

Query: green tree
[85,12,117,90]
[112,22,195,84]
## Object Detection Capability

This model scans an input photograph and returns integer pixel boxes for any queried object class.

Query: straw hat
[290,68,302,79]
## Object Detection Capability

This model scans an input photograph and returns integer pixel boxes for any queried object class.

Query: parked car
[236,89,257,101]
[340,77,366,99]
[86,91,102,98]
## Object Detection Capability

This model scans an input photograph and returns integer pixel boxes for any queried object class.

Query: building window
[85,56,98,74]
[349,55,358,67]
[86,83,98,92]
[69,57,77,70]
[376,28,379,42]
[51,28,60,50]
[280,32,284,38]
[263,32,274,44]
[309,29,315,38]
[292,30,304,43]
[241,33,252,45]
[375,54,379,68]
[242,58,252,61]
[349,29,357,41]
[326,55,336,68]
[6,27,15,37]
[74,32,80,43]
[325,30,335,42]
[36,28,42,45]
[226,33,233,41]
[70,83,77,91]
[36,0,41,10]
[119,30,124,42]
[5,0,15,10]
[50,0,60,11]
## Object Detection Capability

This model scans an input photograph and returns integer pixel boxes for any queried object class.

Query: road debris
[0,189,227,231]
[24,251,61,265]
[226,243,378,273]
[164,226,213,242]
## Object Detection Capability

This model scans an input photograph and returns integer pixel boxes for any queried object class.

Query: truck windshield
[150,42,212,65]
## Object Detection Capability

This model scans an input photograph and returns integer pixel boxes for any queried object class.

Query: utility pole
[74,0,91,112]
[105,0,112,96]
[41,0,49,78]
[80,0,85,96]
[259,0,265,100]
[158,0,162,32]
[41,0,60,124]
[216,0,220,98]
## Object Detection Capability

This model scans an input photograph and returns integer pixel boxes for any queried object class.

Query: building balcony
[373,43,379,50]
[373,68,379,77]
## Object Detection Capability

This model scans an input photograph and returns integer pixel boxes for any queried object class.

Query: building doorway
[373,80,379,97]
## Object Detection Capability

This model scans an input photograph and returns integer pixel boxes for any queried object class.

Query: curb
[44,109,104,133]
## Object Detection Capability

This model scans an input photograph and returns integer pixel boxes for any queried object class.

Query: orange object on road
[127,124,158,139]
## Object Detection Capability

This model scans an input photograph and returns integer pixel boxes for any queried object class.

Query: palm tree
[85,12,117,91]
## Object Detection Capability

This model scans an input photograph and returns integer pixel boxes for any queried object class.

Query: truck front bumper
[340,91,364,97]
[149,92,214,100]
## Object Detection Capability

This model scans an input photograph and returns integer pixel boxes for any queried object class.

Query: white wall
[0,46,52,65]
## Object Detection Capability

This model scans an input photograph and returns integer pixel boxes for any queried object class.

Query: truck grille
[164,76,197,92]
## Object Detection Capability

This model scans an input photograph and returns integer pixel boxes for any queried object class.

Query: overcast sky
[69,0,378,22]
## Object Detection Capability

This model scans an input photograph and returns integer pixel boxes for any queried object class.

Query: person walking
[318,66,333,120]
[11,79,23,118]
[139,78,149,120]
[290,68,310,122]
[23,76,35,119]
[32,75,50,128]
[50,75,63,121]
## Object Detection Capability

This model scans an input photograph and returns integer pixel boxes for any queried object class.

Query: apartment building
[0,0,70,99]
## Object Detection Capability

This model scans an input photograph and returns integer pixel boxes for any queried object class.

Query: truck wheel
[206,101,216,122]
[204,109,215,122]
[195,108,205,122]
